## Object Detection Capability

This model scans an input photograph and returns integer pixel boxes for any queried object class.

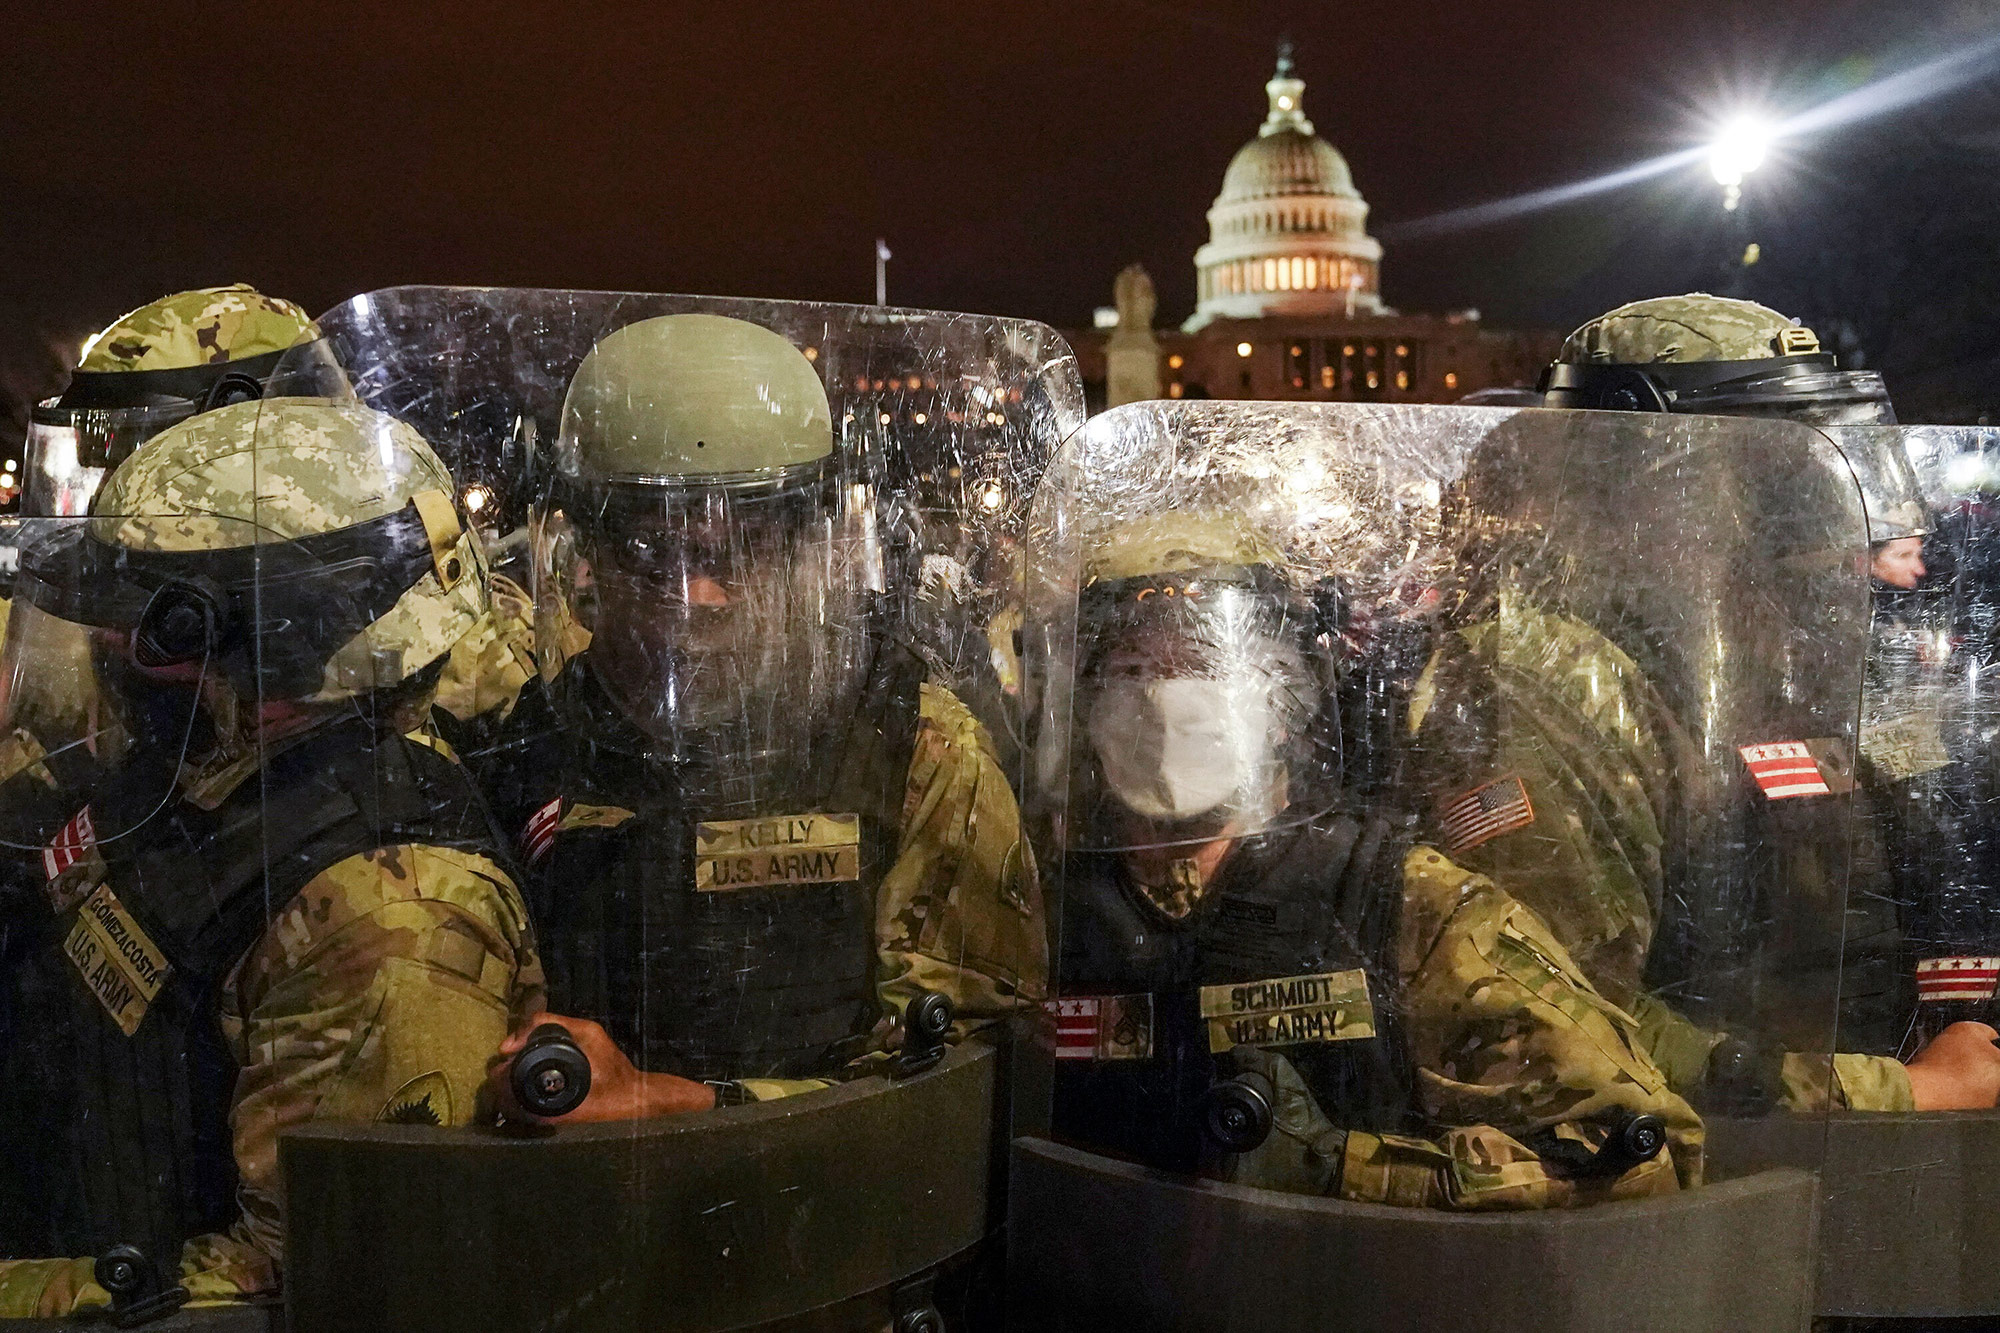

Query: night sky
[4,0,1994,424]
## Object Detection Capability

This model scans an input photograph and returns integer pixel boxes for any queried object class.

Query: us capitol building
[1064,48,1558,410]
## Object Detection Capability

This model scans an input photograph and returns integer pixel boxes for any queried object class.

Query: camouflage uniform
[0,400,541,1318]
[1407,599,1908,1114]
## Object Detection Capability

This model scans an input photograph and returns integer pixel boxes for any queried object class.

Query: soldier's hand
[1905,1021,2000,1110]
[492,1013,717,1123]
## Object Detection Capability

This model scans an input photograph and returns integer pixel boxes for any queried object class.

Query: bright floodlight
[1709,115,1773,187]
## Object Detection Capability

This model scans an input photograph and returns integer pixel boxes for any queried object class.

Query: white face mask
[1087,677,1276,822]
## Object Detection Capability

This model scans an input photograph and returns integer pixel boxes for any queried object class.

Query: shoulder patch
[1435,775,1534,854]
[378,1070,453,1126]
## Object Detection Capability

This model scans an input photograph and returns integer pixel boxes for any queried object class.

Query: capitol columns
[1105,264,1163,408]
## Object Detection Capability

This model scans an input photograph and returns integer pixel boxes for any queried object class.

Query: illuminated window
[1264,258,1278,290]
[1305,259,1318,290]
[1236,342,1254,358]
[1291,257,1306,289]
[1276,259,1290,291]
[1444,372,1459,389]
[1168,354,1184,369]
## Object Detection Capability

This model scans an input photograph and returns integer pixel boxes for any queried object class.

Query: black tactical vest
[0,716,507,1265]
[1051,807,1413,1176]
[527,643,923,1082]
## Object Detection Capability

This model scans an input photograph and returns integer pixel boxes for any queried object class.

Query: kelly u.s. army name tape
[694,812,862,890]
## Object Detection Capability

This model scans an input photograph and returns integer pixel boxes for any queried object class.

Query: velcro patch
[694,813,861,891]
[1436,775,1534,854]
[1740,742,1831,799]
[522,797,562,866]
[42,806,104,914]
[1199,968,1375,1053]
[1917,956,2000,1003]
[1048,993,1154,1061]
[63,884,169,1036]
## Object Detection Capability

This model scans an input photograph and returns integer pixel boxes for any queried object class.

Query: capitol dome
[1186,47,1386,331]
[1219,126,1359,203]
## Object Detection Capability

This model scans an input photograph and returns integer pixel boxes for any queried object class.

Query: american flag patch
[522,798,563,866]
[1436,775,1534,854]
[1740,742,1831,799]
[1916,956,2000,1003]
[1048,994,1153,1061]
[43,806,95,882]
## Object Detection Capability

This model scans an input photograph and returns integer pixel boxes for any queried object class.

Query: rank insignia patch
[1049,994,1154,1061]
[1436,775,1534,854]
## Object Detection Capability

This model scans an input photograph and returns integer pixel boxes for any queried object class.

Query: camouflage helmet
[559,313,832,485]
[1085,510,1285,584]
[28,286,324,517]
[21,398,487,704]
[78,284,317,374]
[1540,292,1894,426]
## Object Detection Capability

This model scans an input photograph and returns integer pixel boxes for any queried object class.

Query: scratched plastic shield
[1009,400,1868,1328]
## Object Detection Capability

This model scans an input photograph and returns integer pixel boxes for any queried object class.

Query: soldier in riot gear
[1050,511,1413,1185]
[1539,292,1895,426]
[1542,292,2000,1083]
[486,312,1045,1118]
[1040,419,1708,1213]
[0,399,542,1318]
[23,285,319,518]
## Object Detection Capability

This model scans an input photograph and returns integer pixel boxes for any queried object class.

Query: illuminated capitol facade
[1068,48,1557,409]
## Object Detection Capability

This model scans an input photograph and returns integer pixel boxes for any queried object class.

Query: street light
[1709,114,1773,211]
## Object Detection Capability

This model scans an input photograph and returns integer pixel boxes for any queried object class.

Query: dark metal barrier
[1707,1111,2000,1321]
[1006,1137,1818,1333]
[282,1041,1001,1333]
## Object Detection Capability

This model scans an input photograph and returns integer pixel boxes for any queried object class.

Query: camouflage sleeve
[208,844,544,1282]
[432,572,537,727]
[1395,844,1707,1192]
[1220,1047,1682,1211]
[875,683,1047,1026]
[1629,985,1916,1113]
[0,845,545,1316]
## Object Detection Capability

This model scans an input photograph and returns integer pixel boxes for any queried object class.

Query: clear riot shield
[254,289,1082,1333]
[1801,422,2000,1321]
[1009,401,1869,1333]
[0,391,495,1330]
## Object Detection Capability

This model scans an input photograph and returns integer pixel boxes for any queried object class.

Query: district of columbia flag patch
[44,805,95,882]
[1740,742,1832,799]
[522,798,562,866]
[1916,956,2000,1003]
[1048,994,1153,1061]
[1436,775,1534,854]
